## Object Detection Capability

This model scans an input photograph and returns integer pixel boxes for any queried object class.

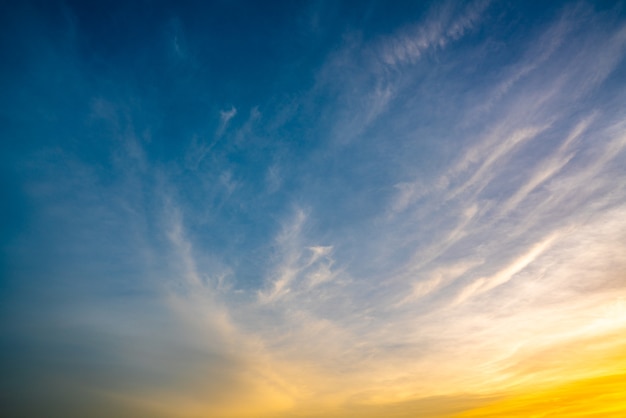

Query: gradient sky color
[1,1,626,417]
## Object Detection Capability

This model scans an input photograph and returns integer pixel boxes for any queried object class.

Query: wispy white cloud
[398,259,483,305]
[376,0,490,68]
[258,208,307,303]
[265,164,283,194]
[216,106,237,138]
[258,209,339,304]
[473,9,572,116]
[453,232,560,305]
[165,205,203,287]
[448,123,553,201]
[498,113,597,216]
[312,0,491,147]
[167,18,188,60]
[233,106,261,145]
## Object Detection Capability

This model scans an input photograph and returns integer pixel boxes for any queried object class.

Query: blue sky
[2,1,626,417]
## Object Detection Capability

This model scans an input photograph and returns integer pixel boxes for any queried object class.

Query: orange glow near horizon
[102,337,626,418]
[452,372,626,418]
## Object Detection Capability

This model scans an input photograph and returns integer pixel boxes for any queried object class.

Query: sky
[1,1,626,417]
